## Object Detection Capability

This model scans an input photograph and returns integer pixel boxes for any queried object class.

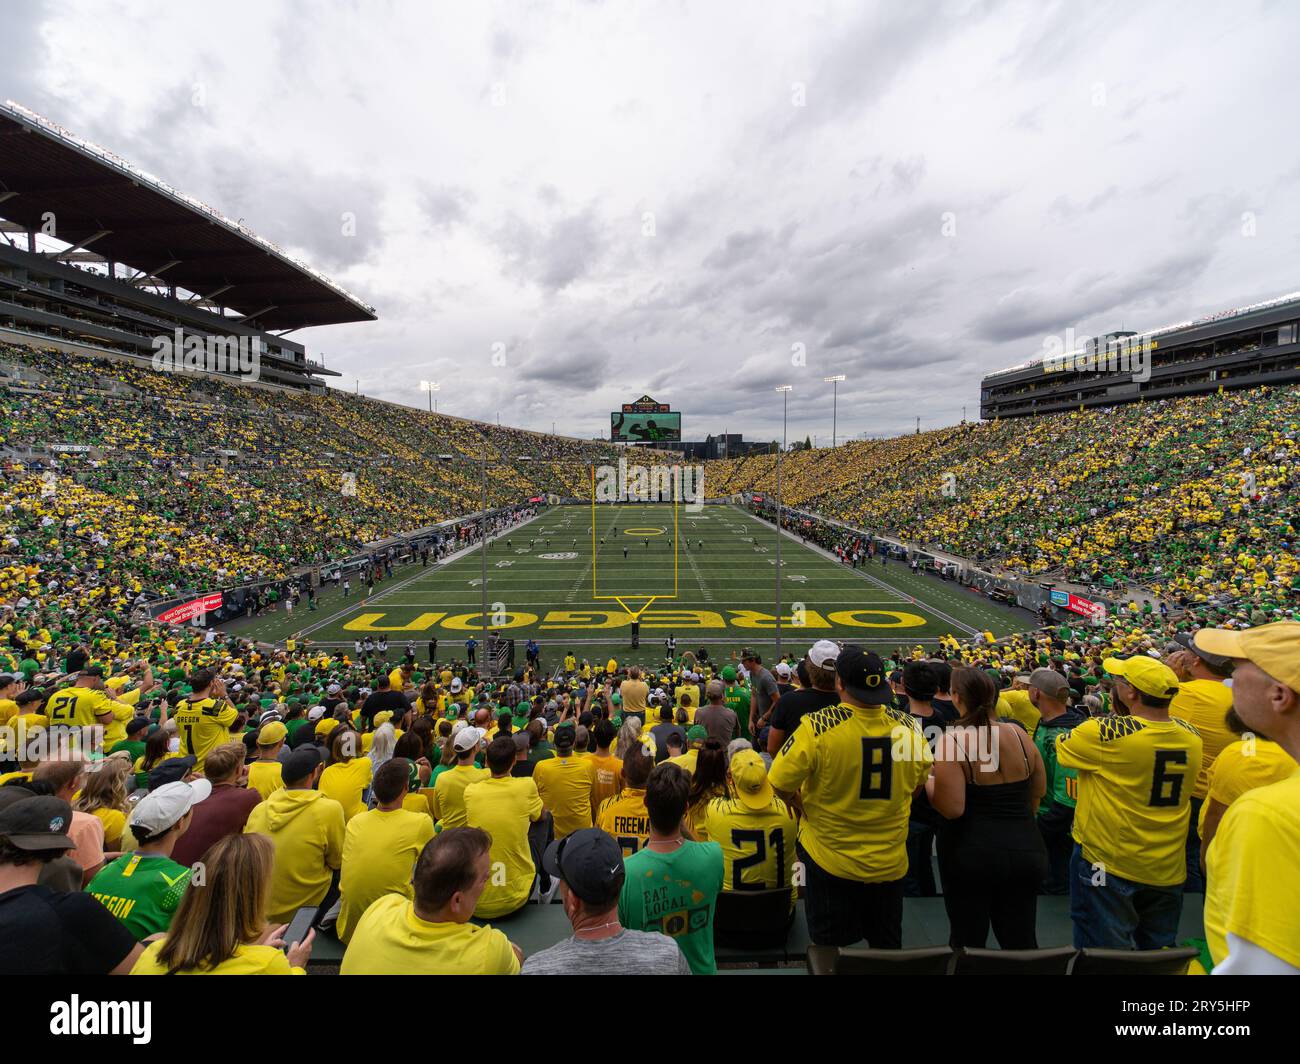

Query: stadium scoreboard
[611,394,681,443]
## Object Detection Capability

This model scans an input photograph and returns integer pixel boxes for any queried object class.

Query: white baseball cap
[307,705,327,721]
[774,663,792,678]
[808,640,840,668]
[450,677,464,693]
[130,779,212,836]
[453,726,486,752]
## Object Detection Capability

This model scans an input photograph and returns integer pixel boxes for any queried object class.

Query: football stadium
[0,3,1298,1022]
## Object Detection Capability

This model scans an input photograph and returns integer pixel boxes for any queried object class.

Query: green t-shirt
[618,840,724,975]
[723,684,752,742]
[86,852,192,941]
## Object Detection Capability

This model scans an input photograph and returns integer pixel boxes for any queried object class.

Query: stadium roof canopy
[0,101,377,330]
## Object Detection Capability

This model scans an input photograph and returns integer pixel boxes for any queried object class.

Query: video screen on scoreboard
[611,411,681,443]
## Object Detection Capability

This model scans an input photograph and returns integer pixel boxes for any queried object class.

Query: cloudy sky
[3,0,1298,442]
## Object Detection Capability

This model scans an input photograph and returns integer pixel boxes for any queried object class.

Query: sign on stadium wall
[1050,589,1101,616]
[157,593,222,624]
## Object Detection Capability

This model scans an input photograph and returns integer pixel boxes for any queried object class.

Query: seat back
[952,946,1077,975]
[1072,947,1200,976]
[807,945,955,975]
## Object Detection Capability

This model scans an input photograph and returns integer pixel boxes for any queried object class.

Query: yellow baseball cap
[257,721,287,745]
[1102,656,1180,700]
[372,710,394,728]
[729,749,774,810]
[315,717,341,737]
[1194,622,1300,692]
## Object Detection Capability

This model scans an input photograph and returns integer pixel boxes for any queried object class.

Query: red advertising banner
[157,592,222,625]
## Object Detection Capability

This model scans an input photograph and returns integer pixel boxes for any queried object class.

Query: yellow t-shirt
[319,759,374,822]
[532,755,597,838]
[1200,739,1298,832]
[132,940,304,975]
[1204,773,1300,969]
[1056,715,1203,886]
[998,690,1041,738]
[339,895,519,975]
[430,764,489,828]
[90,807,128,847]
[768,703,933,882]
[248,760,285,802]
[463,775,543,918]
[704,794,798,907]
[667,749,699,776]
[596,788,651,858]
[1170,678,1235,799]
[587,753,623,810]
[337,807,435,943]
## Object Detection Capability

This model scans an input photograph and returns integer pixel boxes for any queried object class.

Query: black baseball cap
[1173,632,1233,671]
[0,796,76,852]
[542,828,625,907]
[835,645,891,706]
[148,755,196,790]
[125,717,152,737]
[282,746,323,785]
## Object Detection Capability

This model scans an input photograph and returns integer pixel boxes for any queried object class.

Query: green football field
[233,504,1032,669]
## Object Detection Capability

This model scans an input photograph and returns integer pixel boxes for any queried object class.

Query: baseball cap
[686,724,708,743]
[1103,656,1180,700]
[453,726,486,753]
[729,749,774,810]
[554,723,576,749]
[542,828,625,908]
[1027,668,1070,701]
[774,663,792,679]
[721,666,737,682]
[1193,621,1300,692]
[739,648,759,661]
[705,678,725,701]
[257,721,287,745]
[0,796,76,852]
[808,640,840,669]
[282,747,322,784]
[450,677,464,693]
[835,645,890,705]
[1173,632,1233,671]
[315,717,340,738]
[130,779,212,836]
[148,755,197,790]
[307,705,327,722]
[125,717,152,737]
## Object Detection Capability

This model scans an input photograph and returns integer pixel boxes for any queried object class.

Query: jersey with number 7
[1056,715,1202,887]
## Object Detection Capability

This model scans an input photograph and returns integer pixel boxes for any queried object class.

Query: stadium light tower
[824,375,845,448]
[775,385,792,655]
[420,380,440,413]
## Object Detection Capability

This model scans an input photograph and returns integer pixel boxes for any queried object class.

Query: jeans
[1068,844,1183,950]
[799,842,904,948]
